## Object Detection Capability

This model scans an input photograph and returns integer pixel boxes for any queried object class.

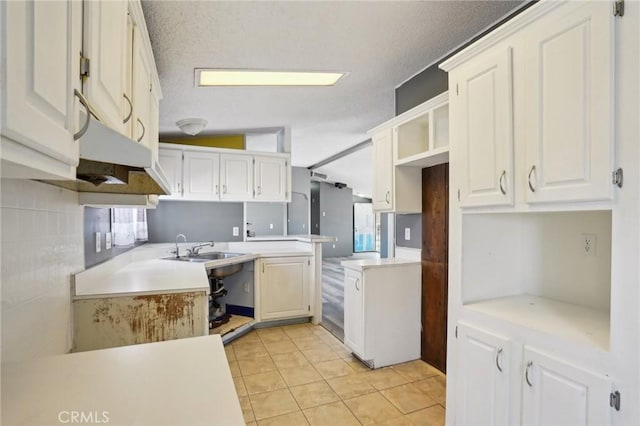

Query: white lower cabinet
[455,323,511,426]
[342,260,421,368]
[258,257,310,321]
[454,322,612,426]
[522,347,611,426]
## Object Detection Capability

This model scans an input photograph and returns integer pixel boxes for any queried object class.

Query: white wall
[1,179,84,362]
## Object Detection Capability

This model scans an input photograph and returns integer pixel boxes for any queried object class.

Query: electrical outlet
[243,282,249,293]
[405,227,411,240]
[105,232,112,250]
[322,211,326,217]
[269,223,273,229]
[95,232,101,253]
[232,226,239,237]
[581,233,597,256]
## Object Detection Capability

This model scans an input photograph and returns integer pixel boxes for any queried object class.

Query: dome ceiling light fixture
[176,118,208,136]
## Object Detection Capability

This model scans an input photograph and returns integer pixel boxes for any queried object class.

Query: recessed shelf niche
[461,210,612,350]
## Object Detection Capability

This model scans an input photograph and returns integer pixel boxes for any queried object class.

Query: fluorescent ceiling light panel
[197,69,345,86]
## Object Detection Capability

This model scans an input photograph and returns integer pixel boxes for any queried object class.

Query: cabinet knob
[123,94,133,124]
[528,166,536,193]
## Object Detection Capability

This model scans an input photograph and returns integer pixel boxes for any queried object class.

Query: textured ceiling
[142,0,523,196]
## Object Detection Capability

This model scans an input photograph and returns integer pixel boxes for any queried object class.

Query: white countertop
[1,335,244,426]
[74,242,315,299]
[247,234,337,243]
[341,258,421,270]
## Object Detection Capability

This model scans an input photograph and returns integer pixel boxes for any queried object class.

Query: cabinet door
[220,154,254,201]
[259,257,310,320]
[183,151,220,201]
[158,149,183,199]
[524,2,614,204]
[522,347,611,426]
[132,25,152,149]
[82,0,127,134]
[1,0,81,175]
[455,323,511,426]
[371,128,394,211]
[254,156,287,201]
[453,47,514,207]
[343,268,364,357]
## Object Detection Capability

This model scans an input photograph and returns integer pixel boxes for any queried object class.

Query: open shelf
[462,210,612,351]
[465,294,610,350]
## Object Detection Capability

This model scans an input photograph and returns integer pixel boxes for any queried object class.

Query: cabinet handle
[257,186,262,195]
[528,165,536,192]
[355,278,360,291]
[525,361,533,387]
[136,118,146,143]
[495,348,503,372]
[385,191,390,204]
[123,94,133,124]
[223,184,227,194]
[499,170,506,195]
[73,89,91,141]
[215,185,219,195]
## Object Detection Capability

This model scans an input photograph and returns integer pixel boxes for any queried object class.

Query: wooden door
[524,1,614,203]
[158,149,182,199]
[132,25,152,148]
[343,268,364,357]
[220,154,253,201]
[421,163,448,372]
[259,257,310,320]
[254,155,287,201]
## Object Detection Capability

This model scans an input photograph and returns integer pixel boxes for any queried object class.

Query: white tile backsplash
[1,179,84,362]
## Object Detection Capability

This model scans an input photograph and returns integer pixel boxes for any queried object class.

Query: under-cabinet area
[461,210,611,350]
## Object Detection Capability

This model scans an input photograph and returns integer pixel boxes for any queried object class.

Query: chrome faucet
[186,241,215,257]
[174,234,187,258]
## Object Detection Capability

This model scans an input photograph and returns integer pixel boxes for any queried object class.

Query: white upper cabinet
[82,0,128,135]
[452,47,514,207]
[522,347,611,426]
[183,151,220,201]
[254,155,287,201]
[371,128,394,211]
[1,0,81,179]
[220,154,254,201]
[131,22,153,149]
[158,148,182,199]
[524,1,614,204]
[455,323,511,426]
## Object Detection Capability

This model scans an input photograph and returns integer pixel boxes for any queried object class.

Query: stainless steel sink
[163,252,245,263]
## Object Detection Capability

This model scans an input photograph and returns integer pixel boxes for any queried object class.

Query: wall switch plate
[405,227,411,240]
[105,232,112,250]
[95,232,101,253]
[232,227,239,237]
[243,282,250,293]
[322,211,326,217]
[269,223,273,229]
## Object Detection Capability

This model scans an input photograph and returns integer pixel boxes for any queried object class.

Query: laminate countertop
[341,258,421,270]
[1,335,243,426]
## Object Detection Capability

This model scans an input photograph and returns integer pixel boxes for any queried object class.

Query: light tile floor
[225,322,446,426]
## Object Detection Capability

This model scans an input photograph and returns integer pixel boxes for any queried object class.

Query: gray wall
[84,207,140,268]
[310,181,320,235]
[288,167,311,235]
[395,64,448,115]
[246,202,285,236]
[147,201,244,243]
[396,213,422,249]
[380,213,390,258]
[318,182,353,257]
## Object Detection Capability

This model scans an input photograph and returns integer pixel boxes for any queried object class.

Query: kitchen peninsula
[72,236,335,351]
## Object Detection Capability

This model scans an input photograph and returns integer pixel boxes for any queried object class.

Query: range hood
[42,102,171,198]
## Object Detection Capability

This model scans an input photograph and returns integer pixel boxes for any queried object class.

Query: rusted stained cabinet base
[73,292,207,352]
